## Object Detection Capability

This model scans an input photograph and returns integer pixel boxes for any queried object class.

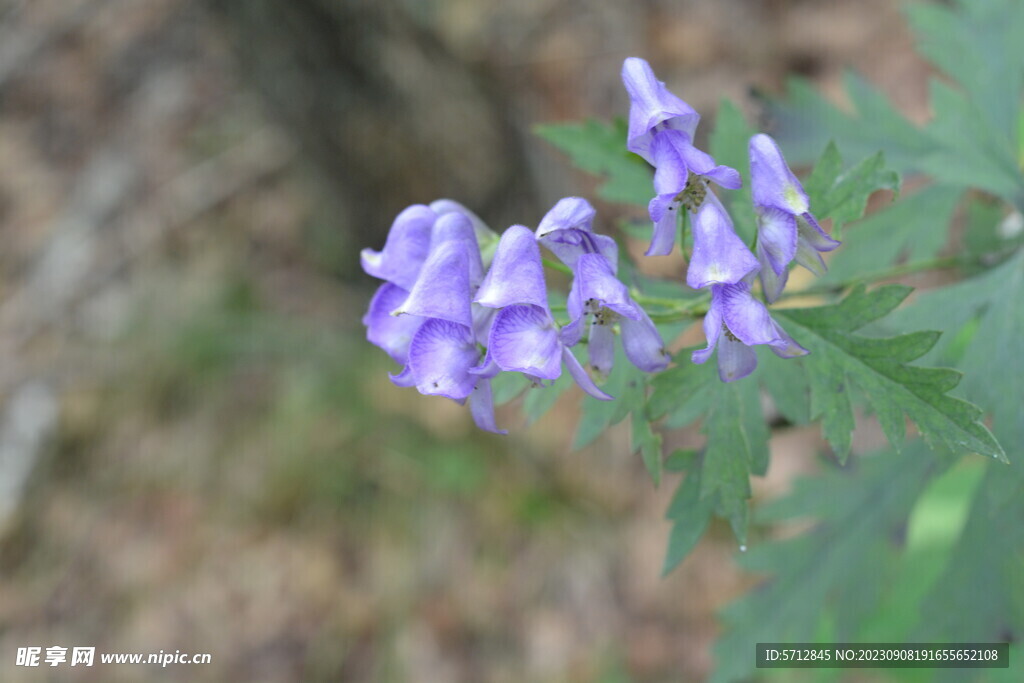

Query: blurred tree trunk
[204,0,535,267]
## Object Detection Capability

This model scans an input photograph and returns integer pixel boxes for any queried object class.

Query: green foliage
[803,142,899,238]
[765,0,1024,209]
[776,285,1006,464]
[712,442,950,683]
[821,184,961,284]
[534,119,652,206]
[709,99,758,243]
[892,250,1024,460]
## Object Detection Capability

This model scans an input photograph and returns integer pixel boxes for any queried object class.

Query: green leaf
[822,185,961,285]
[522,372,571,425]
[711,442,947,683]
[699,375,769,546]
[762,73,937,172]
[573,343,645,449]
[907,0,1024,142]
[776,285,1006,463]
[649,353,768,562]
[708,99,758,243]
[919,80,1024,204]
[662,463,713,576]
[892,250,1024,458]
[631,414,662,487]
[535,119,652,206]
[804,143,900,238]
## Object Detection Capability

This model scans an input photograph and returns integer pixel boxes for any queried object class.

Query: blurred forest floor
[0,0,929,681]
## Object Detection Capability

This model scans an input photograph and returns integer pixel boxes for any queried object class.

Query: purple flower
[563,253,670,378]
[749,134,840,302]
[475,225,612,400]
[622,57,742,256]
[622,57,700,164]
[362,204,506,433]
[359,204,437,291]
[686,192,760,290]
[691,275,808,382]
[533,197,670,377]
[535,197,618,270]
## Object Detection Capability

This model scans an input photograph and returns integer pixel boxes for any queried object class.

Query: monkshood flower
[686,191,759,290]
[535,196,618,271]
[622,57,742,256]
[362,204,505,433]
[474,224,612,401]
[692,274,808,382]
[534,197,669,377]
[749,133,840,302]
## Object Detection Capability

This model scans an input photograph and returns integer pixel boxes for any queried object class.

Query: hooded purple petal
[686,193,759,288]
[719,280,781,346]
[620,309,670,372]
[717,336,759,382]
[360,204,436,290]
[755,206,798,302]
[675,140,742,190]
[429,199,496,246]
[622,57,700,164]
[588,320,616,378]
[560,276,585,347]
[429,211,484,285]
[407,319,480,400]
[389,364,417,388]
[535,197,619,270]
[536,197,596,237]
[646,194,680,256]
[363,283,423,364]
[651,131,689,195]
[468,378,507,434]
[575,253,641,320]
[488,304,562,379]
[561,346,614,401]
[475,225,549,310]
[394,239,474,327]
[767,319,809,358]
[692,285,724,364]
[756,239,789,305]
[749,133,809,215]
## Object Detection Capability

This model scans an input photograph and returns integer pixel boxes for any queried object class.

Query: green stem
[542,258,573,276]
[778,255,964,300]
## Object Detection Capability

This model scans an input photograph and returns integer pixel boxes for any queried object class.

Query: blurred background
[0,0,931,680]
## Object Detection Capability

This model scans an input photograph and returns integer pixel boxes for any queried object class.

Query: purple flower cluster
[362,198,670,433]
[622,57,840,382]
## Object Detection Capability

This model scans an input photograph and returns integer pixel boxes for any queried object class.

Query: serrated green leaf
[822,185,962,285]
[711,442,946,683]
[804,144,900,238]
[662,466,713,576]
[776,285,1006,462]
[762,74,937,172]
[919,80,1024,204]
[893,250,1024,458]
[907,0,1024,142]
[699,377,769,545]
[647,353,716,428]
[535,119,652,206]
[631,414,662,487]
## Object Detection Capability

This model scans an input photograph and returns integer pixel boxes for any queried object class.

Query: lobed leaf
[776,285,1006,463]
[534,119,652,206]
